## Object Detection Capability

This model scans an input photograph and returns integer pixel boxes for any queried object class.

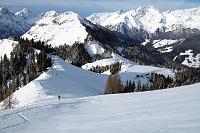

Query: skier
[58,96,61,100]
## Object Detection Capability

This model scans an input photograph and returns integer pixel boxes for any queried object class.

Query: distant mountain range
[1,6,200,41]
[0,6,200,68]
[88,6,200,41]
[0,7,40,39]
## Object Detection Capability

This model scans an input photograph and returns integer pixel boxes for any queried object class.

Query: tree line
[54,42,91,67]
[0,38,52,107]
[104,67,200,95]
[104,74,148,94]
[89,62,122,74]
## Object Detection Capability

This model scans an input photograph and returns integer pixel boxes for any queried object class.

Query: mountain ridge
[22,11,92,47]
[87,6,200,41]
[0,7,41,39]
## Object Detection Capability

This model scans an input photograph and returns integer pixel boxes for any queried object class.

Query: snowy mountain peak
[22,10,90,46]
[0,7,14,16]
[39,10,85,27]
[163,6,200,31]
[0,7,33,39]
[136,5,156,11]
[165,6,200,13]
[62,11,84,22]
[15,8,33,18]
[15,8,41,25]
[43,10,59,17]
[88,6,200,40]
[0,7,9,12]
[43,11,83,22]
[16,8,30,14]
[117,9,124,14]
[135,5,161,16]
[87,5,165,34]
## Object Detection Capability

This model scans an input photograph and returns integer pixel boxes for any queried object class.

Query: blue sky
[0,0,200,16]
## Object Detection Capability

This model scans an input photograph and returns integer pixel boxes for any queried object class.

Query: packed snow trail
[0,113,29,130]
[1,83,200,133]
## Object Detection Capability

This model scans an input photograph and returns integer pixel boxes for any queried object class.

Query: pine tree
[27,63,37,81]
[104,74,123,94]
[2,87,18,110]
[135,81,142,92]
[0,61,3,86]
[124,80,129,93]
[2,54,10,81]
[21,72,27,86]
[130,81,135,92]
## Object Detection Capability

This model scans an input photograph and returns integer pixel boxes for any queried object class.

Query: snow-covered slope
[151,39,184,53]
[22,11,92,47]
[84,40,105,56]
[88,6,165,34]
[152,39,179,48]
[164,7,200,32]
[180,50,200,68]
[88,6,200,40]
[1,82,200,133]
[0,52,175,107]
[0,39,17,58]
[82,53,134,70]
[82,53,174,85]
[119,64,174,84]
[147,36,200,68]
[9,56,107,107]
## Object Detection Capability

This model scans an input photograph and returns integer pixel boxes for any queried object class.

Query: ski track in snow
[0,97,90,131]
[0,113,29,130]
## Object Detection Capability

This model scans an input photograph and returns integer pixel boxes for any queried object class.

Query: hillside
[0,82,200,133]
[82,53,174,85]
[0,53,175,108]
[22,11,91,47]
[87,6,200,68]
[8,56,107,107]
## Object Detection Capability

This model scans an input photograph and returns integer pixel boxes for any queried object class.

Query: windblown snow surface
[0,82,200,133]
